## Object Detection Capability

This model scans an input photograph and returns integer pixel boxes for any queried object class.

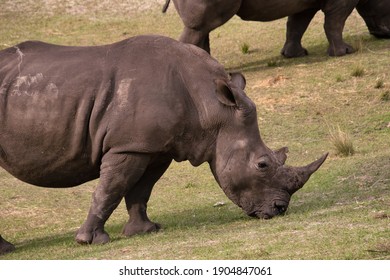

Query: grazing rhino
[162,0,390,57]
[0,35,327,254]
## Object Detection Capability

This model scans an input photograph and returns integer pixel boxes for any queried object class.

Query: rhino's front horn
[288,153,329,194]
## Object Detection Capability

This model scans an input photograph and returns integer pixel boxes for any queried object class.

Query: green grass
[240,42,250,54]
[1,1,389,260]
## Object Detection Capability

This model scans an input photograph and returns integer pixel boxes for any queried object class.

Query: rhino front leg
[75,153,150,245]
[323,6,356,56]
[281,8,318,58]
[122,158,172,236]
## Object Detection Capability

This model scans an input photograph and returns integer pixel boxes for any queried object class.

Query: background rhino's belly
[238,0,319,21]
[0,57,105,187]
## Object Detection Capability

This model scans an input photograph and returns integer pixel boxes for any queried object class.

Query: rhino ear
[215,79,237,107]
[274,147,289,165]
[229,72,246,90]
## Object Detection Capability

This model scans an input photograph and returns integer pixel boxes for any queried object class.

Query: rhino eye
[257,161,268,170]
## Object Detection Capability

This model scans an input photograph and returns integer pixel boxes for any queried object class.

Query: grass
[381,91,390,101]
[351,65,365,77]
[1,1,390,260]
[328,126,355,157]
[240,42,250,54]
[375,79,385,89]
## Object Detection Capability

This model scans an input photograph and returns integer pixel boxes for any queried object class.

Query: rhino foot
[328,43,355,56]
[281,42,308,58]
[75,229,110,245]
[122,220,161,237]
[0,236,15,255]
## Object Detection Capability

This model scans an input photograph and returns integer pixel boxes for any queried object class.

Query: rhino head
[209,73,327,219]
[357,0,390,38]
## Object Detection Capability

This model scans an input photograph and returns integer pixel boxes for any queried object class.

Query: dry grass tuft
[328,125,355,157]
[351,65,365,77]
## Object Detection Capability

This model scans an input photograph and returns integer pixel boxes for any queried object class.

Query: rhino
[162,0,390,57]
[0,35,327,255]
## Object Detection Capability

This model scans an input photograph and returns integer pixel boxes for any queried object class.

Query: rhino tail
[162,0,171,13]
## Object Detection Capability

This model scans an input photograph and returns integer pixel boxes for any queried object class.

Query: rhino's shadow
[9,195,333,256]
[5,204,247,258]
[227,34,389,73]
[227,50,329,73]
[148,204,248,229]
[9,198,332,254]
[5,232,75,258]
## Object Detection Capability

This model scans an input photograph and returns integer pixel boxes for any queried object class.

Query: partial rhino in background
[162,0,390,57]
[0,35,327,255]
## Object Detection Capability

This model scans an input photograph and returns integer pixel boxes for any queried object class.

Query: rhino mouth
[249,211,273,219]
[248,200,288,219]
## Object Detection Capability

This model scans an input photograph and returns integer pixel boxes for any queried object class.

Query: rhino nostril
[273,202,287,214]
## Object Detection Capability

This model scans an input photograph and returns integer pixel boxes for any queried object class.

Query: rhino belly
[237,0,318,21]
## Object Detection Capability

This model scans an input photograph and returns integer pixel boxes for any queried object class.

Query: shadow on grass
[1,204,246,259]
[3,232,76,258]
[227,34,390,73]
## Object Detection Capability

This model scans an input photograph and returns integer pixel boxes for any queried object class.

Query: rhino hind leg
[323,6,356,56]
[122,159,172,237]
[281,9,318,58]
[122,203,161,237]
[327,41,355,56]
[75,153,151,245]
[179,27,211,53]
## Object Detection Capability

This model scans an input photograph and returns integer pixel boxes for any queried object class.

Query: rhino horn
[288,153,328,194]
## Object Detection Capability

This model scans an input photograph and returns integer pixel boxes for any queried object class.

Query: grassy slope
[0,1,389,259]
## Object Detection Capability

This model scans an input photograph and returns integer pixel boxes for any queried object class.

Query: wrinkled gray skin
[163,0,390,57]
[0,35,327,255]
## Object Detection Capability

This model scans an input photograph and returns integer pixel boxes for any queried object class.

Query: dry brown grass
[328,126,355,157]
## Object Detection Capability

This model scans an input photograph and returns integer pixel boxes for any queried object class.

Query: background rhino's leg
[174,0,240,54]
[75,153,150,245]
[281,8,318,58]
[0,235,15,255]
[122,158,172,237]
[179,27,210,53]
[323,3,356,56]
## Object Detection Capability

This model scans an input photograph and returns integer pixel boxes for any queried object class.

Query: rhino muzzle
[250,200,289,219]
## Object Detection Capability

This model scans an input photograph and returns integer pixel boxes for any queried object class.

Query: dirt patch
[251,74,289,89]
[1,0,167,16]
